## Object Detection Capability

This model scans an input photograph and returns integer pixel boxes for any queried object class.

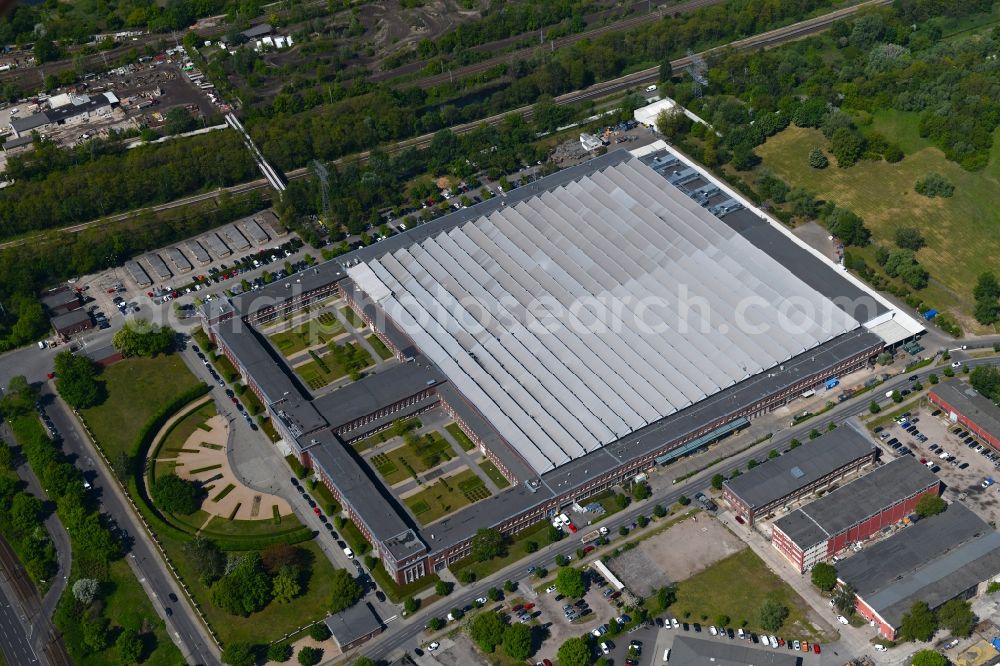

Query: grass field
[479,459,510,489]
[158,402,216,453]
[445,422,476,451]
[353,417,421,452]
[62,559,183,666]
[295,341,373,390]
[81,354,202,460]
[450,520,556,581]
[160,539,336,646]
[370,431,454,485]
[366,334,394,360]
[403,468,491,525]
[671,548,821,641]
[341,306,365,328]
[269,318,343,356]
[754,117,1000,327]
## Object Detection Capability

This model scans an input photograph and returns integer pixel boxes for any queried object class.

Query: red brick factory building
[929,382,1000,452]
[771,456,940,572]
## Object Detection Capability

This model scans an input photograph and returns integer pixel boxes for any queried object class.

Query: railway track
[0,0,889,249]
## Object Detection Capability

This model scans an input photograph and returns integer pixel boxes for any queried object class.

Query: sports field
[754,113,1000,329]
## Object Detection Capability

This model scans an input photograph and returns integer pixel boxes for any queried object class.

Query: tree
[892,390,903,403]
[404,597,419,613]
[759,599,789,631]
[471,527,506,562]
[869,400,881,414]
[914,173,954,198]
[222,642,257,666]
[653,503,667,518]
[937,598,975,637]
[911,650,947,666]
[825,207,871,246]
[833,583,856,615]
[808,147,828,169]
[261,543,306,574]
[830,127,864,167]
[53,351,103,409]
[273,567,303,603]
[435,580,452,596]
[81,617,111,652]
[895,228,926,251]
[471,611,506,652]
[915,494,946,518]
[502,623,533,660]
[298,646,323,666]
[658,59,673,83]
[711,474,725,490]
[352,659,376,666]
[184,535,225,583]
[0,375,37,417]
[112,323,176,358]
[810,562,838,592]
[656,584,677,611]
[211,553,273,617]
[165,107,198,135]
[656,106,692,140]
[329,569,364,613]
[555,566,585,598]
[974,272,1000,325]
[152,473,201,514]
[116,629,143,664]
[309,622,332,641]
[72,577,100,605]
[427,617,444,631]
[557,636,592,666]
[267,643,293,662]
[899,601,937,642]
[632,481,651,501]
[715,614,730,626]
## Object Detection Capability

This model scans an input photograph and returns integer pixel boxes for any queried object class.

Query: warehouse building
[929,383,1000,452]
[722,427,877,525]
[203,144,922,584]
[52,309,92,337]
[40,287,81,315]
[125,260,152,288]
[771,456,940,572]
[10,92,118,138]
[837,502,1000,639]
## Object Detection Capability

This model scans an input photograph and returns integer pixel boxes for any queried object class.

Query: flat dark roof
[311,360,444,430]
[669,636,804,666]
[932,382,1000,442]
[774,456,939,549]
[837,503,1000,627]
[51,309,91,330]
[40,288,79,310]
[304,430,425,561]
[214,317,305,404]
[724,425,875,510]
[11,112,49,133]
[323,602,382,646]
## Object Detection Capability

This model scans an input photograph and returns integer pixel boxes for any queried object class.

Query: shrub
[914,172,954,198]
[808,147,828,169]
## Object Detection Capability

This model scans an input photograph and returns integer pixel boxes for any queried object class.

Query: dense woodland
[241,0,842,168]
[0,131,256,240]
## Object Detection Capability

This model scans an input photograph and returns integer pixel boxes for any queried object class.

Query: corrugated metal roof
[349,158,860,475]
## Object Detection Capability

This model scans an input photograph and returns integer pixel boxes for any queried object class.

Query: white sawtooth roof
[348,158,860,475]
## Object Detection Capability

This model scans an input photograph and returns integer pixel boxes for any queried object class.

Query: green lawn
[366,334,394,360]
[295,341,373,390]
[160,402,216,452]
[479,459,510,489]
[403,468,491,525]
[61,559,183,666]
[353,417,422,452]
[754,118,1000,329]
[340,518,371,556]
[450,520,557,581]
[445,422,476,451]
[269,318,343,356]
[341,306,365,328]
[81,354,202,460]
[671,548,821,641]
[371,561,440,603]
[160,538,337,646]
[371,431,455,485]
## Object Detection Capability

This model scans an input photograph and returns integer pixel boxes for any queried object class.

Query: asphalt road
[0,586,40,666]
[39,387,220,666]
[356,355,1000,663]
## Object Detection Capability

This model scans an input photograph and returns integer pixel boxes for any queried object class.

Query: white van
[662,648,670,662]
[646,84,657,92]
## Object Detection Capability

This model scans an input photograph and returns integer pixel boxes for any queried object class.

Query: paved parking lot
[531,576,620,661]
[875,400,1000,525]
